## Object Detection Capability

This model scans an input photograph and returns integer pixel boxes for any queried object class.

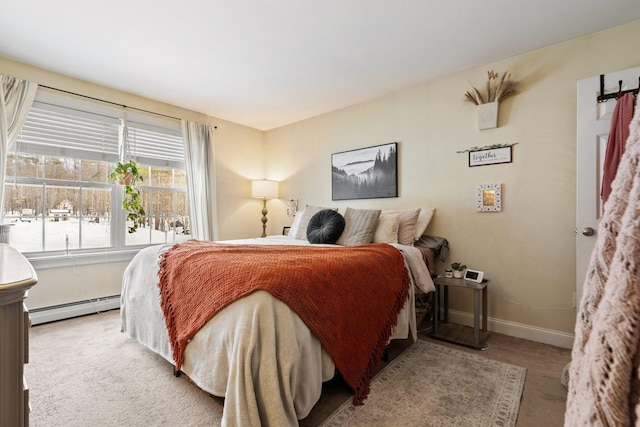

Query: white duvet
[120,236,434,426]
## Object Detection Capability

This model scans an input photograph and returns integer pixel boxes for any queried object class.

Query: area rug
[320,340,526,427]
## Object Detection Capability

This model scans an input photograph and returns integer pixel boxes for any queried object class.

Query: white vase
[453,270,463,279]
[477,101,499,130]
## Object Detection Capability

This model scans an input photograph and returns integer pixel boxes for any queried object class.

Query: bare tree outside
[4,153,190,252]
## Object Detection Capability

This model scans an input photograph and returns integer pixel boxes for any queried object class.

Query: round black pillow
[306,209,345,244]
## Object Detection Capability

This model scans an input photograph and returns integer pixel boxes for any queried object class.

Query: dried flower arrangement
[464,70,518,105]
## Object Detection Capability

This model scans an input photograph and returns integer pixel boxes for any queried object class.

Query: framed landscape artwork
[331,142,398,200]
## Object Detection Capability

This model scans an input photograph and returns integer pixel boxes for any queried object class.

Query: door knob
[582,227,595,236]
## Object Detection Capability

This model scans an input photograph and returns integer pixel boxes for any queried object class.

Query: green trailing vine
[108,159,146,233]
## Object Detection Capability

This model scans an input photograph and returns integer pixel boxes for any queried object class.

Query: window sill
[27,249,141,269]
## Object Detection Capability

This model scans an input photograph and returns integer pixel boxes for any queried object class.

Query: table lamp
[251,180,279,237]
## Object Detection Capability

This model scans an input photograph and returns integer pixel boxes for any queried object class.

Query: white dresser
[0,243,37,427]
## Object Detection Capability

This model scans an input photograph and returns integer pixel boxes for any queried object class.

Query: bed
[120,207,436,426]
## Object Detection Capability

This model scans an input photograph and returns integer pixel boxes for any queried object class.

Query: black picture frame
[331,142,398,201]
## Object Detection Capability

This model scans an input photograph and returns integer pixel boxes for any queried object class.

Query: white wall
[265,20,640,338]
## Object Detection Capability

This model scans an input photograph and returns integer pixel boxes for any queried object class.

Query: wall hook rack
[597,74,639,103]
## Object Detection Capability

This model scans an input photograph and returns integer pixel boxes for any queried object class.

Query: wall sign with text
[468,146,512,167]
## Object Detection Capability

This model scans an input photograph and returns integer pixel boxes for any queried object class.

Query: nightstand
[430,276,489,349]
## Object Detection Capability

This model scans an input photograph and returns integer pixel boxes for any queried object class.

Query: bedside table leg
[433,284,440,335]
[443,286,449,323]
[483,287,488,332]
[473,289,480,348]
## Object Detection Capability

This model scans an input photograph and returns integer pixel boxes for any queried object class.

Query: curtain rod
[39,84,218,128]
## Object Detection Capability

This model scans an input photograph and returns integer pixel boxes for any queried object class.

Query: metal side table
[430,276,489,349]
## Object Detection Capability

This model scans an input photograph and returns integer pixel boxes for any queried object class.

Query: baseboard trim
[29,296,575,348]
[30,295,120,325]
[445,309,575,349]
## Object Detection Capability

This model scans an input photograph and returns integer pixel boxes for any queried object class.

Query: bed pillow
[373,213,400,243]
[380,208,421,245]
[414,207,435,241]
[291,205,330,240]
[336,207,381,246]
[288,211,304,238]
[306,209,345,244]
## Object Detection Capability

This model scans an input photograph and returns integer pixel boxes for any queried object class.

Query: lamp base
[261,199,268,238]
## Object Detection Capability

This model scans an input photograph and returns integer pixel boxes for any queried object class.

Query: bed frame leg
[382,345,389,362]
[174,368,182,377]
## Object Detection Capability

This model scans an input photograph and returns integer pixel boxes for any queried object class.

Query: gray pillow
[306,209,345,244]
[336,207,381,246]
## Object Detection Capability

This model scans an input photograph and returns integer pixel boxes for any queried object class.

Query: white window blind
[127,120,184,169]
[16,101,121,162]
[13,90,184,167]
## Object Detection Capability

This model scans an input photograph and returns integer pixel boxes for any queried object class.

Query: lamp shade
[251,180,279,199]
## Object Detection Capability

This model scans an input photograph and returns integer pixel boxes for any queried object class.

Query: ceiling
[1,1,640,131]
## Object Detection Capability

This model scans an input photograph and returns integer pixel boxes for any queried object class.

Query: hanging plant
[464,70,519,105]
[108,159,146,233]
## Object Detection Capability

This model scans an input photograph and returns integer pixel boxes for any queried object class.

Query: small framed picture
[476,184,502,212]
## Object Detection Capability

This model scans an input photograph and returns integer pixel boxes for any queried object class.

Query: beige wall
[0,56,266,309]
[265,20,640,335]
[4,20,640,335]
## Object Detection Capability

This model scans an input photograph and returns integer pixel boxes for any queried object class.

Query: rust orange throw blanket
[157,240,410,404]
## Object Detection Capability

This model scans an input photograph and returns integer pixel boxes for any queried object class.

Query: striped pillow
[336,207,381,246]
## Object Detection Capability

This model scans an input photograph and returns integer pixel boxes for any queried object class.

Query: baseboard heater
[29,295,121,325]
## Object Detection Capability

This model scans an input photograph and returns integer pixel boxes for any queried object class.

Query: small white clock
[464,269,484,283]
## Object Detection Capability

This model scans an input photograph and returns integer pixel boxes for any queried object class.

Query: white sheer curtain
[182,120,217,241]
[0,75,38,222]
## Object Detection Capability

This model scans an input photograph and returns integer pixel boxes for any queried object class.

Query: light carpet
[320,339,526,427]
[26,310,525,426]
[25,310,223,427]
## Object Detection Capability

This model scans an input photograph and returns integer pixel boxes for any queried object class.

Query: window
[3,90,191,258]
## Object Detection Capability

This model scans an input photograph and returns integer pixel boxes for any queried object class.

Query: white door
[576,66,640,305]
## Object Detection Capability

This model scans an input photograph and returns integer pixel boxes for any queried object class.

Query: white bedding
[120,236,434,426]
